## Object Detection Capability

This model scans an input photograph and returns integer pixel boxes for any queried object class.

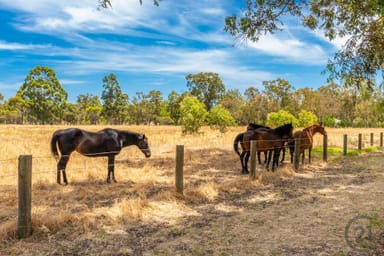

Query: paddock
[0,125,383,255]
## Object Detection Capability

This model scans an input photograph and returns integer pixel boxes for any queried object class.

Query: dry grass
[0,125,384,255]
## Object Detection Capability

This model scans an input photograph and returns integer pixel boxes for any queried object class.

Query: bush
[207,104,236,133]
[298,110,318,127]
[266,110,299,127]
[179,96,208,134]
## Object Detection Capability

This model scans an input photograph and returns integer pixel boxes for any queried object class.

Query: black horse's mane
[273,123,293,137]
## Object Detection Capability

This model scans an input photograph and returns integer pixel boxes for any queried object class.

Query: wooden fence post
[323,134,328,162]
[370,133,374,146]
[294,138,300,171]
[343,134,348,156]
[380,132,383,147]
[358,134,362,150]
[175,145,184,195]
[18,154,32,239]
[249,140,257,180]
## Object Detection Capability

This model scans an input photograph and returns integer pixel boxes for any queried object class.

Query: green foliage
[179,96,208,134]
[224,0,384,90]
[207,104,236,133]
[266,110,298,127]
[101,73,129,124]
[297,110,318,127]
[18,66,68,124]
[186,72,225,111]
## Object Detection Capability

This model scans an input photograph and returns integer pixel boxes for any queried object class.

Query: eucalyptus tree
[186,72,226,111]
[17,66,68,124]
[77,93,102,124]
[224,0,384,89]
[101,73,129,124]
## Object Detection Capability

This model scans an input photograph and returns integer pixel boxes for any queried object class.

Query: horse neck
[273,125,291,138]
[122,132,139,147]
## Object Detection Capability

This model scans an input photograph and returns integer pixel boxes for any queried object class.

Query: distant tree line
[1,66,384,132]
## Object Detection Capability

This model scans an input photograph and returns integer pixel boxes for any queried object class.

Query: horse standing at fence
[289,123,326,164]
[233,123,270,168]
[50,128,151,185]
[239,123,293,173]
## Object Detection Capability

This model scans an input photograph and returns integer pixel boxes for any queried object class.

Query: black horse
[51,128,151,185]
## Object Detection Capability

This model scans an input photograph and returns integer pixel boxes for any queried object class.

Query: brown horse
[51,128,151,185]
[233,123,271,167]
[239,123,293,173]
[289,123,326,164]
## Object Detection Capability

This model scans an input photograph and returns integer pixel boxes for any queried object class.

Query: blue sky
[0,0,345,102]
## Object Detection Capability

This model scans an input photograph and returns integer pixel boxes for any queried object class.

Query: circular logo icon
[345,215,373,251]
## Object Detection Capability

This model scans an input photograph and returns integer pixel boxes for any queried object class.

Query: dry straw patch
[1,125,384,255]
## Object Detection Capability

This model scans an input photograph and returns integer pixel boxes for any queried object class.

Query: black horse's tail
[233,132,244,156]
[50,131,61,161]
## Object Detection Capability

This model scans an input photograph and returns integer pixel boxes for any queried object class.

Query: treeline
[1,66,384,130]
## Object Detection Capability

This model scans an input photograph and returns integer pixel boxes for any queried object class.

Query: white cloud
[248,34,328,64]
[0,41,37,50]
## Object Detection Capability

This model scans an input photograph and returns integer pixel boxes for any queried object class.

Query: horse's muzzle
[142,149,151,158]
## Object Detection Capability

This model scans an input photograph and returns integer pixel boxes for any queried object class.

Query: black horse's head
[137,134,151,158]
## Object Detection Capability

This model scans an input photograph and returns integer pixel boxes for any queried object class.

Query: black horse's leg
[57,155,70,185]
[272,148,279,171]
[240,151,246,174]
[263,151,268,165]
[107,155,117,183]
[280,145,285,163]
[308,147,312,164]
[244,151,250,174]
[257,152,262,165]
[302,150,305,164]
[265,150,271,171]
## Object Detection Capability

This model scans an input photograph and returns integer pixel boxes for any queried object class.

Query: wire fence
[1,130,383,239]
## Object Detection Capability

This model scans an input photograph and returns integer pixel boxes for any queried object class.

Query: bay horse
[50,128,151,185]
[289,123,326,164]
[233,123,270,167]
[239,123,293,173]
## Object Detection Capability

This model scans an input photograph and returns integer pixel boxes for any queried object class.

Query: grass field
[1,125,383,255]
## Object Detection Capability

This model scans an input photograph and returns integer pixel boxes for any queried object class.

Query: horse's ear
[319,122,323,126]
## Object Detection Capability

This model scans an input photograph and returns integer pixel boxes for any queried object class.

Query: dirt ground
[1,147,384,256]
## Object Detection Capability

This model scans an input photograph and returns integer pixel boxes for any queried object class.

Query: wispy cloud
[248,34,328,65]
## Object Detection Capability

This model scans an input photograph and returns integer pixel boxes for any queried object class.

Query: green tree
[219,89,245,124]
[147,90,163,124]
[242,87,269,124]
[77,94,102,124]
[131,92,151,124]
[18,66,68,124]
[266,110,298,127]
[207,104,236,133]
[2,95,27,124]
[101,73,129,124]
[224,0,384,89]
[179,96,208,134]
[262,78,294,112]
[186,72,225,111]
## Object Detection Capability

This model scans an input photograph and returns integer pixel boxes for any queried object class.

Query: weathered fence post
[343,134,348,156]
[380,132,383,147]
[175,145,184,195]
[18,154,32,239]
[294,138,300,171]
[370,133,374,146]
[323,134,328,162]
[249,140,257,180]
[358,134,362,150]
